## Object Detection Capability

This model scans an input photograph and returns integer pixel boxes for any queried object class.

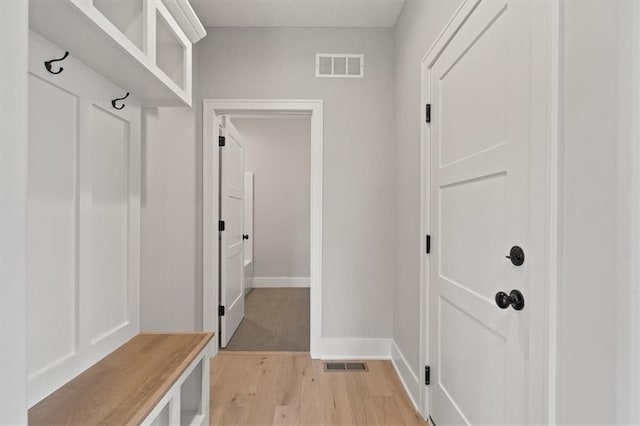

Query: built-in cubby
[92,0,145,52]
[180,360,204,426]
[156,8,187,90]
[29,0,205,106]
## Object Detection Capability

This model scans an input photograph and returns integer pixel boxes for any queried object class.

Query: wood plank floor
[211,352,427,425]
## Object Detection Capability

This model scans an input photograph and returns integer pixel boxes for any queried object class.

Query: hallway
[223,289,310,352]
[210,352,426,425]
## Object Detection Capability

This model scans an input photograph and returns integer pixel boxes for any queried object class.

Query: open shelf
[92,0,145,52]
[180,360,203,426]
[29,0,202,106]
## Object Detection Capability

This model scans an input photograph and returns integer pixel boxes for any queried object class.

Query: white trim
[391,341,420,412]
[161,0,207,44]
[0,1,29,423]
[318,338,391,360]
[251,277,310,288]
[419,0,555,422]
[202,99,323,359]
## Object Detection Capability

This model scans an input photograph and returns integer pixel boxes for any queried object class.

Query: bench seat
[29,333,213,426]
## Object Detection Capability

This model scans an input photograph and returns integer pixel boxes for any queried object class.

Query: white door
[219,118,245,348]
[427,1,546,424]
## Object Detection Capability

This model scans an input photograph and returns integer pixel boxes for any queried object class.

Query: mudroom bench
[28,333,213,426]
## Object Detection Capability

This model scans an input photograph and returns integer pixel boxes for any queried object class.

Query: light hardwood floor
[211,352,427,425]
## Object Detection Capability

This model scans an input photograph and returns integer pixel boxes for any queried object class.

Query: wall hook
[111,92,130,110]
[44,51,69,75]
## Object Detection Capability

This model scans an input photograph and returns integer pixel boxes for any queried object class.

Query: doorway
[202,99,323,358]
[220,115,312,351]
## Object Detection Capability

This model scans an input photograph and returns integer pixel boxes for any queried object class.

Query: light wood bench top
[29,333,213,426]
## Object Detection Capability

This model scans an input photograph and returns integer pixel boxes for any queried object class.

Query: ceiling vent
[316,54,364,78]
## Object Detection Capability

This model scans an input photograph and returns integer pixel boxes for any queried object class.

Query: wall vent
[316,54,364,78]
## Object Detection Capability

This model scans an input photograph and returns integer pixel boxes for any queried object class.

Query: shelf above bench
[30,0,206,106]
[28,333,213,426]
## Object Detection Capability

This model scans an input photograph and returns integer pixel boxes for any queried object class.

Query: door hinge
[219,220,225,232]
[425,104,431,123]
[426,234,431,254]
[219,136,226,147]
[219,305,225,316]
[425,365,431,385]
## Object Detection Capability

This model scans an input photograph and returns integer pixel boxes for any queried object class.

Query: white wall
[198,27,395,339]
[557,2,639,424]
[140,50,203,332]
[232,118,311,279]
[392,0,462,392]
[0,1,28,423]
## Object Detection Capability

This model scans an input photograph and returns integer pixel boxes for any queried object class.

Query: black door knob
[242,234,249,240]
[505,245,525,266]
[495,289,525,311]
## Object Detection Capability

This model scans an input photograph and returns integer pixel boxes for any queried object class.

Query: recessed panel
[225,251,243,306]
[439,297,506,425]
[27,75,78,376]
[439,173,506,299]
[438,8,508,166]
[90,105,129,342]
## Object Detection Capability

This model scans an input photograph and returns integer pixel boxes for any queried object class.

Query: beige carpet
[222,288,310,351]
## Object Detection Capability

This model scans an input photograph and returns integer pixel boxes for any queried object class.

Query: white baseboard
[391,340,421,411]
[318,338,391,360]
[251,276,310,288]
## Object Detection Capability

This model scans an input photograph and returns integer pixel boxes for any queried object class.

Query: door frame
[418,0,559,422]
[202,99,323,357]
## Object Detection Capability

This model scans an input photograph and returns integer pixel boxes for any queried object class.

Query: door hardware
[495,289,525,311]
[505,245,525,266]
[243,234,249,240]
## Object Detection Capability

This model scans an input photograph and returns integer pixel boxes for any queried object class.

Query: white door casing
[422,0,553,424]
[219,117,245,348]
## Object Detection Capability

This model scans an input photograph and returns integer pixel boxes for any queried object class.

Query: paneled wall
[26,32,140,406]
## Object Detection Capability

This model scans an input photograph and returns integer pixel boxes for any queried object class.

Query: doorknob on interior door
[495,289,525,311]
[242,234,249,240]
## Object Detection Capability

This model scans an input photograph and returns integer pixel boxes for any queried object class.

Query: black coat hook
[44,51,69,75]
[111,92,130,110]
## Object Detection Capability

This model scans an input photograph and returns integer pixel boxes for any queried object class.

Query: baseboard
[391,340,421,411]
[318,338,391,360]
[251,277,310,288]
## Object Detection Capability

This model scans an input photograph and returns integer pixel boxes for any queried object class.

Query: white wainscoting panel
[27,31,140,407]
[251,276,310,288]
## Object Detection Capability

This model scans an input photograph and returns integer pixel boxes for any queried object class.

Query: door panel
[428,1,538,424]
[220,118,245,348]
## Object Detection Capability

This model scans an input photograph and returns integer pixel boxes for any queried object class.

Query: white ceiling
[189,0,406,28]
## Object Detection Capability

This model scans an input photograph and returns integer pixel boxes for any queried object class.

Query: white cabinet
[29,0,205,106]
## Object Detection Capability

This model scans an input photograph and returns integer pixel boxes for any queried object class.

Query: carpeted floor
[222,288,310,351]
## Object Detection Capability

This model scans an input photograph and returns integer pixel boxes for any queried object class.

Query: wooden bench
[29,333,214,426]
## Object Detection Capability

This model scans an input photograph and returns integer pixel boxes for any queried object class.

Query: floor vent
[324,361,368,372]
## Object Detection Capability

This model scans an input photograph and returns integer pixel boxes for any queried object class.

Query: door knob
[242,234,249,240]
[495,289,525,311]
[505,245,525,266]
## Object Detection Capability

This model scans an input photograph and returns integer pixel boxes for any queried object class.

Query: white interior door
[427,1,545,424]
[219,117,245,348]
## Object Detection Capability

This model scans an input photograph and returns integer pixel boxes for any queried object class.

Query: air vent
[316,54,364,78]
[324,361,368,372]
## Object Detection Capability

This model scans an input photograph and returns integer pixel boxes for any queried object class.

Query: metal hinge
[426,235,431,254]
[425,365,431,385]
[219,136,226,147]
[219,220,225,232]
[219,305,225,316]
[426,104,431,123]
